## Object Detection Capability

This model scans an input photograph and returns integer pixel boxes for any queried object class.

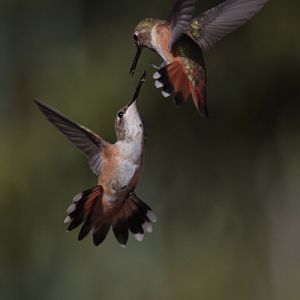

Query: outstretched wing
[188,0,269,51]
[168,0,196,50]
[34,100,109,175]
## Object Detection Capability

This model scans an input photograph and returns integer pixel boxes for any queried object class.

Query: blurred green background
[1,0,300,299]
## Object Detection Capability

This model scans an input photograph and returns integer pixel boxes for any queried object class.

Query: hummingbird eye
[118,111,124,119]
[133,33,138,42]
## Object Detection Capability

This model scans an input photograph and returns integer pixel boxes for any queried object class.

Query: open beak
[129,45,142,76]
[128,71,147,107]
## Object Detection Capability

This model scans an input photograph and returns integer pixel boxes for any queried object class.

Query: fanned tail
[64,187,156,247]
[153,60,208,117]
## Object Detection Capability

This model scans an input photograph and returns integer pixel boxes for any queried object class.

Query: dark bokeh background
[1,0,300,299]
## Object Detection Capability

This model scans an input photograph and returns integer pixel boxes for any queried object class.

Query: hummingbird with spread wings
[34,72,157,247]
[130,0,269,117]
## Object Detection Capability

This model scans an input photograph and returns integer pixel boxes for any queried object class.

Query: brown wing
[168,0,196,50]
[34,99,109,175]
[188,0,269,51]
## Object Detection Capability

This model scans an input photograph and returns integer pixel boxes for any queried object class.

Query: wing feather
[188,0,269,51]
[34,99,108,175]
[168,0,196,49]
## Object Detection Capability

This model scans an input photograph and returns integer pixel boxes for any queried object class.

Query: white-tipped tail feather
[66,203,76,214]
[134,233,144,242]
[162,91,171,98]
[142,222,153,233]
[155,80,163,88]
[147,211,157,223]
[64,216,71,224]
[72,193,82,203]
[153,72,161,79]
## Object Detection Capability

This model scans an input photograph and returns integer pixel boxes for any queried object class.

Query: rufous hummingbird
[34,71,157,247]
[130,0,268,117]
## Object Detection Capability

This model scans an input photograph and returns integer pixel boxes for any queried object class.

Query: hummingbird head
[115,71,146,141]
[130,18,157,76]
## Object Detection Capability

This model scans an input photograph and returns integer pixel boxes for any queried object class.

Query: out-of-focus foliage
[0,1,300,299]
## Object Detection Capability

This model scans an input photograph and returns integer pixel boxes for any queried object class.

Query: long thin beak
[129,45,142,76]
[128,71,147,107]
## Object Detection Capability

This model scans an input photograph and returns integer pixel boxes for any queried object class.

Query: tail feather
[64,187,156,247]
[93,223,111,246]
[153,60,208,117]
[112,219,129,247]
[127,212,144,235]
[78,219,92,241]
[133,194,156,221]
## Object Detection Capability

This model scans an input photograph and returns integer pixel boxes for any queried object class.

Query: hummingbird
[34,71,157,247]
[130,0,269,117]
